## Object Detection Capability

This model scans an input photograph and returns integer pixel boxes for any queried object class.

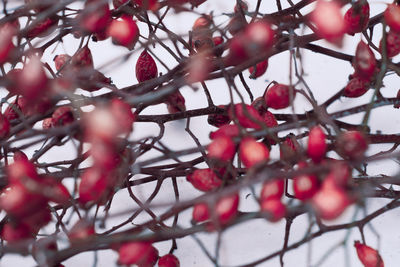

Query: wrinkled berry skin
[344,77,369,98]
[380,30,400,58]
[384,4,400,32]
[136,50,158,82]
[344,1,370,35]
[187,169,222,192]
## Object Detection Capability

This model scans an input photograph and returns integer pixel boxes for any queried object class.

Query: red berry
[192,15,212,30]
[354,241,384,267]
[17,56,49,100]
[353,41,376,80]
[384,4,400,32]
[186,169,222,192]
[26,16,59,38]
[212,36,224,57]
[230,104,263,129]
[344,1,370,35]
[344,77,370,98]
[307,126,326,163]
[52,106,74,127]
[239,137,270,168]
[107,16,140,49]
[1,222,34,243]
[7,158,38,184]
[0,113,10,139]
[118,242,154,266]
[53,54,71,72]
[13,150,28,162]
[0,25,15,64]
[78,167,109,205]
[215,193,239,225]
[311,0,346,45]
[42,117,53,129]
[248,59,268,79]
[293,174,320,201]
[192,203,210,222]
[68,219,95,242]
[80,0,111,34]
[380,30,400,58]
[41,177,71,205]
[265,83,294,110]
[260,198,286,222]
[208,136,236,162]
[158,254,180,267]
[263,110,278,128]
[210,124,239,140]
[136,50,158,82]
[337,130,368,159]
[311,179,351,220]
[110,98,135,135]
[260,178,284,201]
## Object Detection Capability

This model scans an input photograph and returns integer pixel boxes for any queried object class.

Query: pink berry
[210,124,239,140]
[118,242,154,265]
[344,1,370,35]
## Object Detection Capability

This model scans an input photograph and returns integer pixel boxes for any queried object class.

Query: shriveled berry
[344,1,370,35]
[353,41,376,80]
[380,30,400,58]
[265,83,294,110]
[239,137,269,168]
[166,91,186,113]
[42,117,53,129]
[263,111,278,128]
[52,106,74,127]
[187,169,222,192]
[71,46,94,69]
[54,54,71,72]
[208,105,231,127]
[136,50,158,82]
[337,130,368,159]
[344,77,369,98]
[26,17,59,38]
[0,113,10,139]
[68,219,95,242]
